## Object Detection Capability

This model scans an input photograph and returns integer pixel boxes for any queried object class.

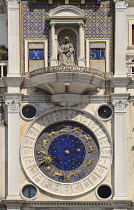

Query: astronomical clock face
[21,109,112,197]
[34,121,99,183]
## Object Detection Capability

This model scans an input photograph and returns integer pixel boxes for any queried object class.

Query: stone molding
[0,200,132,209]
[2,200,24,208]
[49,5,85,19]
[19,200,132,209]
[2,77,24,88]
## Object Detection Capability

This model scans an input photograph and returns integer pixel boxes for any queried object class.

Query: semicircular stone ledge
[30,69,109,94]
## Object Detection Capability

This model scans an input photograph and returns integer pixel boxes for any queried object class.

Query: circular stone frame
[20,103,37,121]
[20,108,113,197]
[95,183,113,200]
[96,104,113,122]
[20,184,38,200]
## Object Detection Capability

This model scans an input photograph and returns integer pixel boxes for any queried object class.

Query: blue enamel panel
[90,49,105,59]
[29,49,44,60]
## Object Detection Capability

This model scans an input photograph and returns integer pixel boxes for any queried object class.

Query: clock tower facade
[0,0,134,209]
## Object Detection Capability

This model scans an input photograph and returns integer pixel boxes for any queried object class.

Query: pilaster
[78,23,85,66]
[114,0,128,76]
[111,93,129,200]
[4,93,23,200]
[50,23,57,66]
[0,104,5,199]
[7,0,20,76]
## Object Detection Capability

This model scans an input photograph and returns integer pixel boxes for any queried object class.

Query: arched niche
[49,5,85,67]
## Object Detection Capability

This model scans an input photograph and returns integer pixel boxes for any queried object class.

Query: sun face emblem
[38,152,53,166]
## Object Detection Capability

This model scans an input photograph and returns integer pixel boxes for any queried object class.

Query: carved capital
[111,93,129,113]
[4,93,23,113]
[6,0,20,8]
[113,0,128,8]
[5,100,21,112]
[113,0,128,2]
[112,100,128,112]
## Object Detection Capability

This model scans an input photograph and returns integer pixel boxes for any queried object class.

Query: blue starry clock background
[48,134,86,171]
[34,121,99,183]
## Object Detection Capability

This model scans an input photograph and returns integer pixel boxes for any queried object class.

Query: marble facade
[0,0,134,209]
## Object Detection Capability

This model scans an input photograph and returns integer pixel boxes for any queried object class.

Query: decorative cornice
[2,200,25,208]
[22,200,132,209]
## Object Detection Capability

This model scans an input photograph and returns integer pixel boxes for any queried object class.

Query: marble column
[0,104,5,199]
[78,23,85,67]
[111,93,129,200]
[50,23,57,66]
[114,0,128,76]
[4,93,23,199]
[7,0,20,77]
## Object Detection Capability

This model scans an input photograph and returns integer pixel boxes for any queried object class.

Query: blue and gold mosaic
[21,2,113,72]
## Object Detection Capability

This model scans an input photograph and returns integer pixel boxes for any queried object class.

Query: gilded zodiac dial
[34,121,99,183]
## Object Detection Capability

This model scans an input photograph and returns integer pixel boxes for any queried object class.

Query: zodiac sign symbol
[82,160,93,168]
[52,171,63,178]
[86,145,96,153]
[82,135,92,142]
[48,130,57,138]
[70,127,80,134]
[65,171,80,180]
[59,129,68,133]
[42,138,48,149]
